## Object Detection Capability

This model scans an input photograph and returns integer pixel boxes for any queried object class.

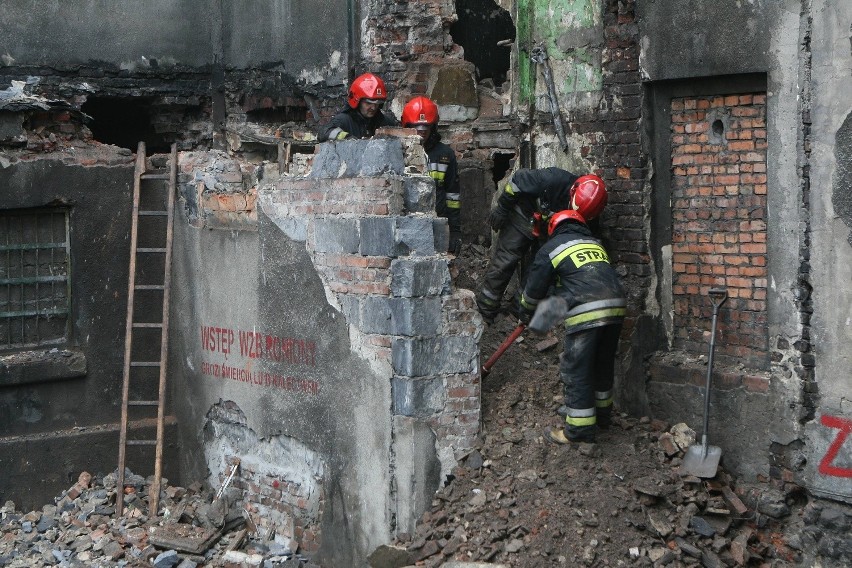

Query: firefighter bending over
[517,177,626,444]
[477,168,605,322]
[402,96,461,254]
[318,72,399,142]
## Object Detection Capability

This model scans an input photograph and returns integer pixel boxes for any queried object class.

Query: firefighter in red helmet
[318,73,399,142]
[402,96,461,253]
[516,180,626,445]
[476,169,607,322]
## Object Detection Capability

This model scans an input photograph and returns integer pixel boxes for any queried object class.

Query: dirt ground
[387,245,842,568]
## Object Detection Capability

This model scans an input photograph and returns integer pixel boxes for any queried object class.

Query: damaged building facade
[1,0,851,564]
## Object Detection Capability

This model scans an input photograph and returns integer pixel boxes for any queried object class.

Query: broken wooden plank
[148,524,221,555]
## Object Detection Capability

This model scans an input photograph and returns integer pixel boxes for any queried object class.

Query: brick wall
[670,93,768,369]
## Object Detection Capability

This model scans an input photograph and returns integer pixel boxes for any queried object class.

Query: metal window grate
[0,209,71,350]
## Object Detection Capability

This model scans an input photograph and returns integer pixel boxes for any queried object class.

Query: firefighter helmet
[548,209,586,236]
[402,96,439,126]
[569,174,607,220]
[348,73,388,108]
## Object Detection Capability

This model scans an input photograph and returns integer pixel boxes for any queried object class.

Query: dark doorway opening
[450,0,515,88]
[492,152,514,186]
[82,96,170,153]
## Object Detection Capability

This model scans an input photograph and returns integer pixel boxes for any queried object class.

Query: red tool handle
[481,323,526,376]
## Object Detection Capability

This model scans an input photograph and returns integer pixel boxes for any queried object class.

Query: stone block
[392,376,446,417]
[313,218,359,253]
[359,217,397,256]
[392,337,478,377]
[356,297,441,336]
[269,216,307,241]
[308,138,404,179]
[432,218,449,253]
[396,217,436,256]
[404,176,436,213]
[390,258,451,298]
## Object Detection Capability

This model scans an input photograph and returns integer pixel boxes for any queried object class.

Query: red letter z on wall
[818,415,852,478]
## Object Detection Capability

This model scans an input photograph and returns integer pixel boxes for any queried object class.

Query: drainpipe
[211,0,226,149]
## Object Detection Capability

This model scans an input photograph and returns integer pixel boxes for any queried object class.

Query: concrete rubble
[0,469,318,568]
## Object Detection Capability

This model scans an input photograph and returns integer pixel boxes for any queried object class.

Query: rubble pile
[0,470,314,568]
[381,307,850,568]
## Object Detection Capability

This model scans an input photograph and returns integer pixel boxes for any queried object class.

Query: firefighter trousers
[476,221,535,317]
[559,322,623,441]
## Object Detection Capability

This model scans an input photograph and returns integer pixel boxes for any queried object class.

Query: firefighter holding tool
[516,176,626,444]
[476,168,605,323]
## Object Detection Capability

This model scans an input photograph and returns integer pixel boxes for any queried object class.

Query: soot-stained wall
[0,156,179,509]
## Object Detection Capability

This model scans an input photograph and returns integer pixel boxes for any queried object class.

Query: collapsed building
[1,0,851,565]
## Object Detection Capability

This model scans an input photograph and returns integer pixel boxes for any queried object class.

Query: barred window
[0,208,71,351]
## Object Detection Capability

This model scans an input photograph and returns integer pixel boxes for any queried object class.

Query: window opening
[451,0,515,87]
[0,208,71,351]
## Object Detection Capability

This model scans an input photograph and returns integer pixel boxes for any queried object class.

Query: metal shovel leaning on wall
[679,288,728,478]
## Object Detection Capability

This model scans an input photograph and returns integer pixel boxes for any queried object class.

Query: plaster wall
[0,0,348,83]
[805,0,852,501]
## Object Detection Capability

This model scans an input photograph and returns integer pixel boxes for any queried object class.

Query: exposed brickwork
[222,455,324,554]
[669,93,768,370]
[572,0,648,351]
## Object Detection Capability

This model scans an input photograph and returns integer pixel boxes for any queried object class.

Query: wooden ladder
[116,141,177,517]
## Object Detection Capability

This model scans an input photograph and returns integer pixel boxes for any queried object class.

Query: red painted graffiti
[200,325,317,366]
[200,361,320,395]
[818,415,852,478]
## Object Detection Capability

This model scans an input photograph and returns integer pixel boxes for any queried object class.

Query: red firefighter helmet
[569,174,607,220]
[402,96,439,126]
[548,209,586,236]
[348,73,388,108]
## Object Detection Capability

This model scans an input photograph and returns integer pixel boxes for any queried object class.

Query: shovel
[680,288,728,478]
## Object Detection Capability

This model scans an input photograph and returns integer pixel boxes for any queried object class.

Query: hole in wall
[712,119,724,137]
[246,106,308,124]
[450,0,515,88]
[81,96,170,153]
[491,152,514,186]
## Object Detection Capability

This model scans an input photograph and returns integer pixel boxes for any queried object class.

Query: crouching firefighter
[516,177,626,444]
[402,96,462,253]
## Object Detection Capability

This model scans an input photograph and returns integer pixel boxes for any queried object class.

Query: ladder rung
[141,172,170,180]
[130,362,161,367]
[139,210,169,216]
[132,323,163,328]
[137,248,167,253]
[128,400,160,406]
[135,285,165,290]
[127,440,157,446]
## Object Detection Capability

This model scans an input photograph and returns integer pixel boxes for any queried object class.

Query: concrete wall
[169,137,483,564]
[0,156,178,509]
[805,0,852,502]
[638,0,852,501]
[0,0,348,82]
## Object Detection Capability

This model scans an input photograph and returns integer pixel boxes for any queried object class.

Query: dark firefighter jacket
[498,167,579,220]
[520,219,626,334]
[317,107,399,142]
[424,131,460,235]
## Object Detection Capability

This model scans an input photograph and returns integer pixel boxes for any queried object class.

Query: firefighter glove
[488,205,509,231]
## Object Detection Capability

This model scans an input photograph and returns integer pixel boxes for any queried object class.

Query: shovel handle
[708,288,728,310]
[481,323,526,376]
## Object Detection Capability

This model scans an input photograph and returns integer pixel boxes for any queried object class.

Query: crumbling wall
[169,135,482,565]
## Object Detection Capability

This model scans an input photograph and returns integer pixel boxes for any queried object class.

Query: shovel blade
[679,444,722,478]
[529,297,569,333]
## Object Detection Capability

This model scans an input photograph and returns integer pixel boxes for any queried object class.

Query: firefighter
[476,168,603,322]
[402,96,461,253]
[318,72,399,142]
[517,177,626,444]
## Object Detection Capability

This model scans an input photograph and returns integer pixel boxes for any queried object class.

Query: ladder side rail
[117,141,147,517]
[150,143,178,516]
